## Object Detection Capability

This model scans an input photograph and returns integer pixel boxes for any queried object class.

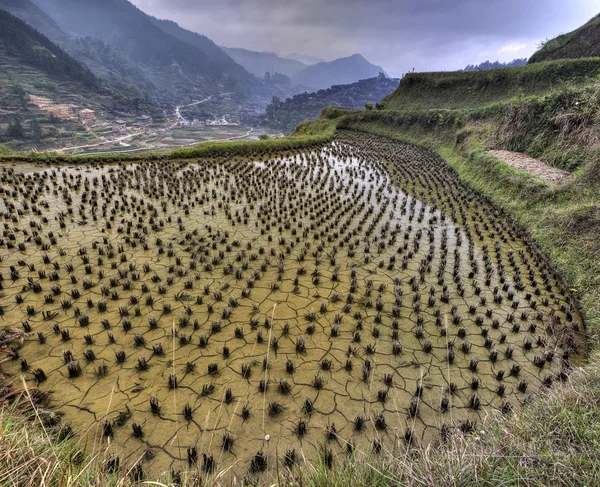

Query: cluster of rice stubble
[0,131,584,481]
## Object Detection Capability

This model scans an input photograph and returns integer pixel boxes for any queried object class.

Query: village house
[113,119,128,132]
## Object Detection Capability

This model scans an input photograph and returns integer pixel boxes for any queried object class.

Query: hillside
[222,47,307,77]
[292,53,387,89]
[0,9,97,88]
[0,9,142,151]
[68,36,155,94]
[0,0,155,99]
[149,18,250,81]
[530,13,600,63]
[0,0,67,43]
[265,74,399,131]
[32,0,250,101]
[382,58,600,111]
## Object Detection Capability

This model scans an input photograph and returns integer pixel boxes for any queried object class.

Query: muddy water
[0,132,584,480]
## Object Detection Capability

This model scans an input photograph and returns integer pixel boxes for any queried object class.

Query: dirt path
[487,150,570,184]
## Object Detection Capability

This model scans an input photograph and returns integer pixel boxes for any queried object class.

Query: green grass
[383,58,600,111]
[530,13,600,63]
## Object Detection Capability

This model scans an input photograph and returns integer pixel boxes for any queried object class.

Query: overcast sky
[130,0,598,77]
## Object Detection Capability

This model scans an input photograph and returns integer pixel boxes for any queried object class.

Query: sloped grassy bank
[2,96,600,486]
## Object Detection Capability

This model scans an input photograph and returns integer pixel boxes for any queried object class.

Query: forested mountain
[149,17,250,81]
[0,9,152,150]
[68,37,155,94]
[222,47,307,77]
[31,0,251,101]
[291,54,387,89]
[462,58,527,71]
[0,9,97,88]
[264,74,399,131]
[0,0,153,99]
[0,0,67,44]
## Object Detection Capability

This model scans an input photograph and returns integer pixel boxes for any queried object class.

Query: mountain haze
[285,53,325,65]
[149,17,250,81]
[0,0,67,43]
[0,9,97,89]
[291,54,387,89]
[222,47,307,77]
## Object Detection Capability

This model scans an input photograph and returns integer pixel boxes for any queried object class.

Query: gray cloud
[131,0,598,76]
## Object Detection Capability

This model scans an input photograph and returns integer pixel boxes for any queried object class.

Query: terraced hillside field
[0,132,584,481]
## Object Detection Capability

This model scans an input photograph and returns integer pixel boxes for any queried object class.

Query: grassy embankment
[2,58,600,486]
[529,13,600,63]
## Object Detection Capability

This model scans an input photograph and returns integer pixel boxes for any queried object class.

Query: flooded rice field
[0,131,584,480]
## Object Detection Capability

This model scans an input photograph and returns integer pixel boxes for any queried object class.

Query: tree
[6,119,24,139]
[378,72,386,80]
[364,102,374,111]
[375,102,385,110]
[264,71,271,82]
[271,73,291,85]
[30,119,42,141]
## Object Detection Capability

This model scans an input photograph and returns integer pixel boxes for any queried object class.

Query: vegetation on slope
[462,58,527,71]
[69,37,155,95]
[530,13,600,63]
[383,58,600,111]
[264,74,399,131]
[0,9,98,88]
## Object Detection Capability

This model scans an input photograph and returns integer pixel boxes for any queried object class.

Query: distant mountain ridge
[292,54,387,90]
[222,47,307,77]
[149,17,250,81]
[285,53,326,65]
[222,48,389,90]
[1,0,390,109]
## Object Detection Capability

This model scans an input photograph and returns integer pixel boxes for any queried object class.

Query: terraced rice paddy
[0,131,584,480]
